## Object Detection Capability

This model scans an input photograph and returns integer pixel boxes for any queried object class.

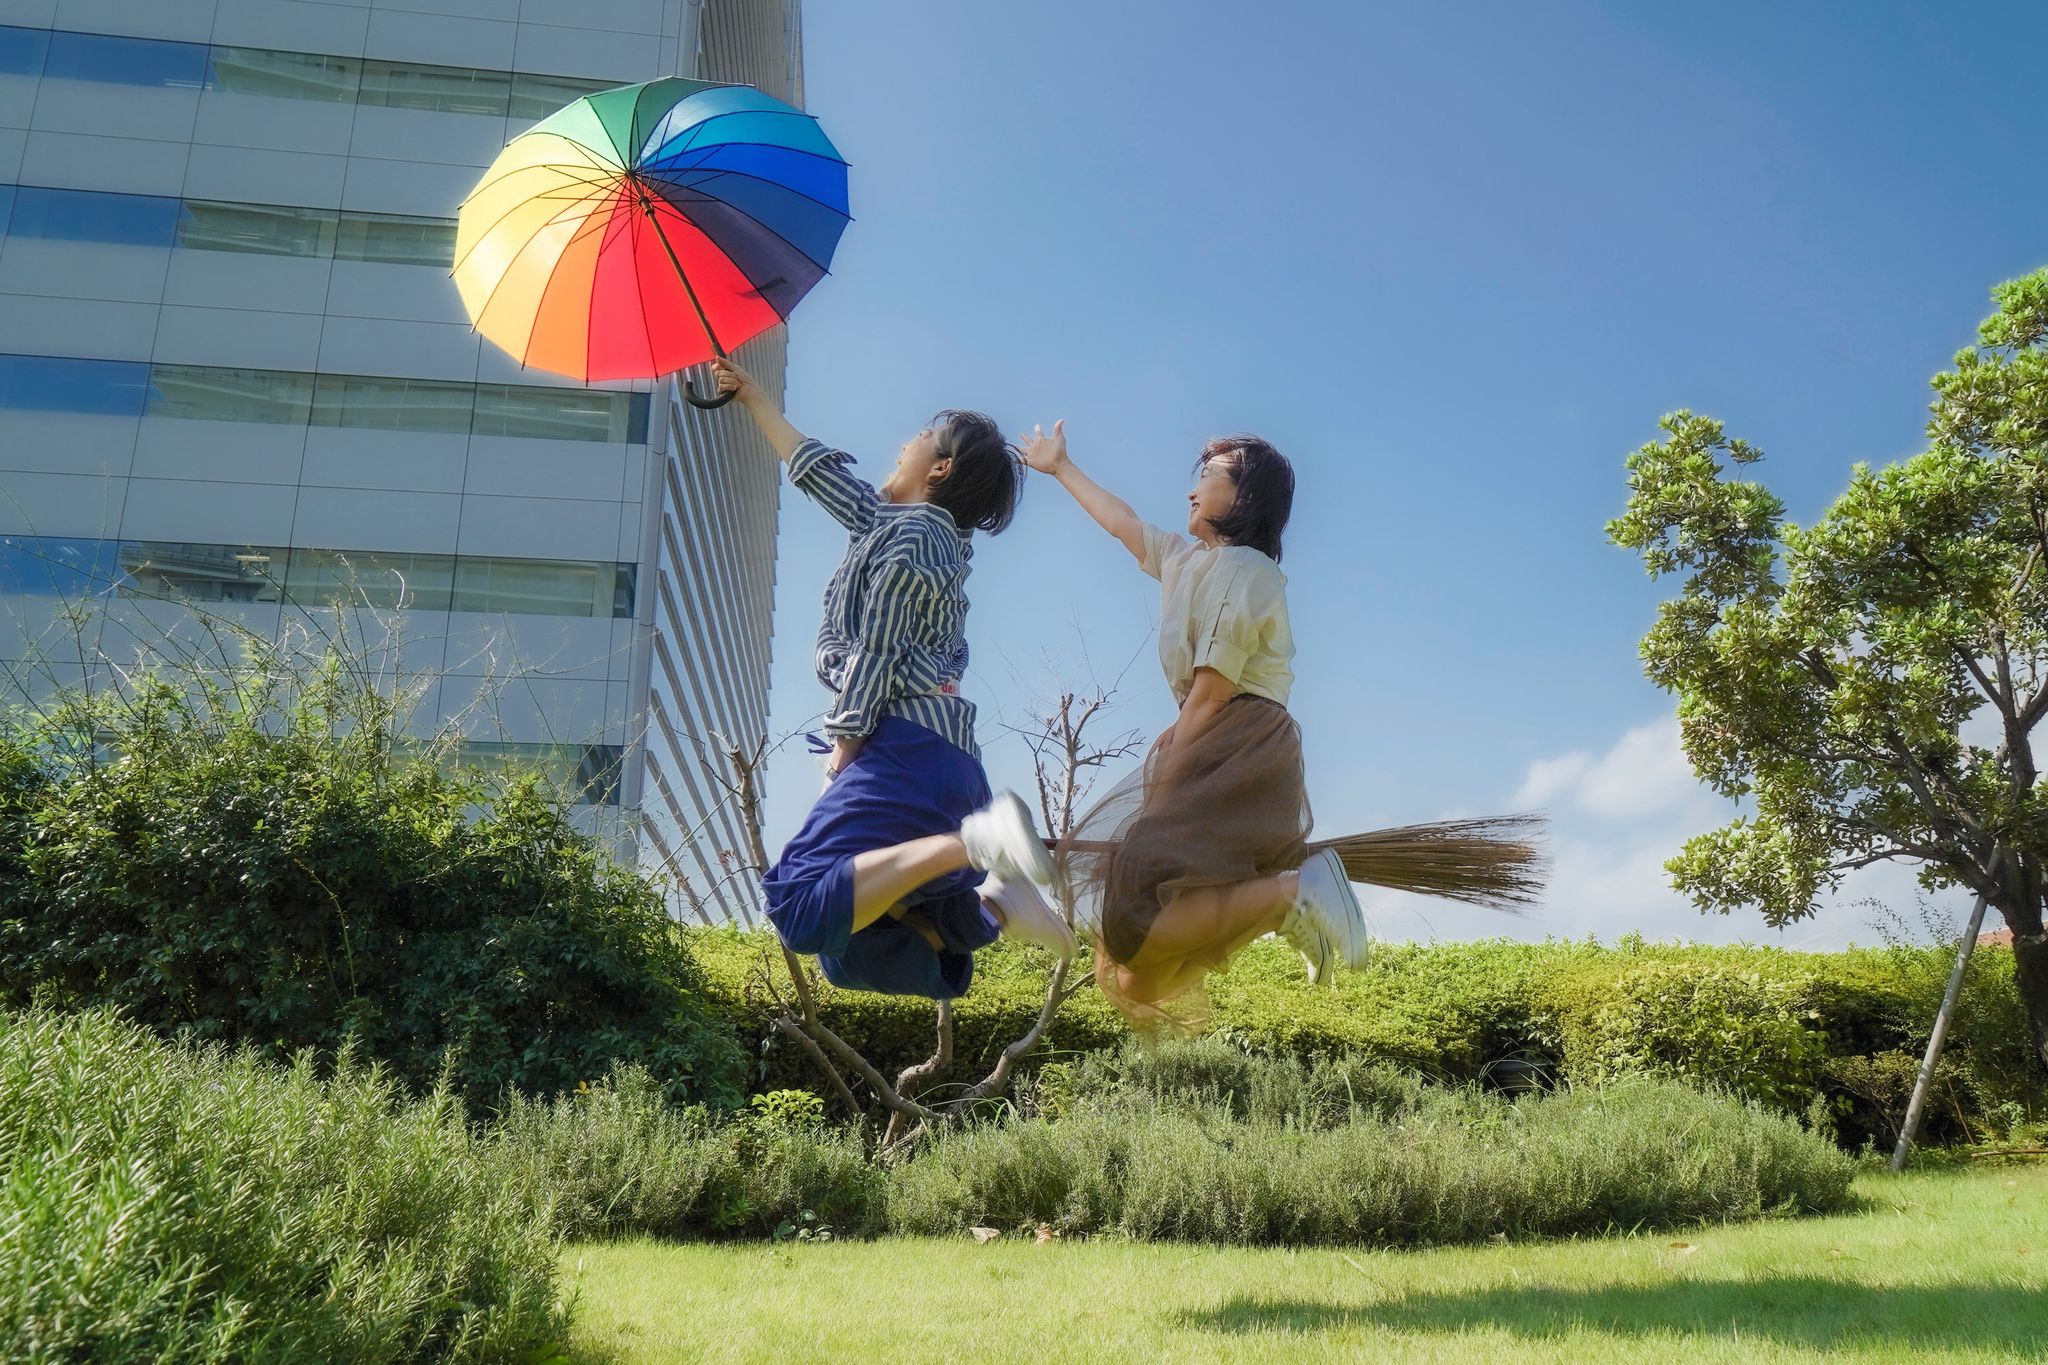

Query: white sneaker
[1295,847,1371,972]
[959,792,1056,886]
[981,873,1076,959]
[1278,904,1336,986]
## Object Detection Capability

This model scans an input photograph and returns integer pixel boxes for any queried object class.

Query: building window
[147,366,315,424]
[119,542,284,603]
[451,556,619,617]
[473,383,649,444]
[508,71,613,121]
[0,353,645,444]
[459,741,624,805]
[311,374,475,435]
[0,25,50,79]
[0,534,635,622]
[0,535,123,597]
[358,58,509,117]
[177,200,339,257]
[0,354,149,417]
[205,45,359,102]
[6,186,180,248]
[42,29,209,88]
[333,212,456,268]
[13,26,612,122]
[286,547,456,612]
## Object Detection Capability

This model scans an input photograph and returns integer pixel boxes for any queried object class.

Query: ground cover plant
[0,1007,566,1363]
[561,1163,2048,1365]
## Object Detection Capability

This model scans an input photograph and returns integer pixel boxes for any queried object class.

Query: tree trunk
[2013,921,2048,1078]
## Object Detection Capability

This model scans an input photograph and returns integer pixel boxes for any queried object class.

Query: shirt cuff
[1190,637,1250,688]
[787,438,845,487]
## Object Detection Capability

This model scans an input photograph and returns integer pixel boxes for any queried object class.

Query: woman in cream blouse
[1019,421,1371,1023]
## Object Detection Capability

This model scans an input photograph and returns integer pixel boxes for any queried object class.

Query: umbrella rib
[454,166,624,276]
[640,153,853,221]
[637,176,845,277]
[461,138,619,206]
[512,183,623,381]
[651,106,833,162]
[460,174,620,326]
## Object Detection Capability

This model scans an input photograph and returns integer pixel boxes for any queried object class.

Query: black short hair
[1195,434,1293,562]
[927,409,1024,534]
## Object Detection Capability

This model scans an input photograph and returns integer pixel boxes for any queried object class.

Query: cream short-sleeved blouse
[1139,521,1294,706]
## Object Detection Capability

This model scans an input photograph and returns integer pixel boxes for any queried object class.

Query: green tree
[1609,270,2048,1074]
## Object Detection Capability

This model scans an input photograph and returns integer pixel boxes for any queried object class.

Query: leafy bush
[887,1041,1856,1246]
[1541,960,1831,1111]
[489,1065,879,1242]
[694,929,2042,1148]
[0,1007,565,1363]
[0,659,746,1112]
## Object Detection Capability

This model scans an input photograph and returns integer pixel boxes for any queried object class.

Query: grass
[561,1162,2048,1364]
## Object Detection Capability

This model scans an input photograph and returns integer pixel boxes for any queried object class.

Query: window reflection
[286,547,455,611]
[359,58,508,117]
[459,741,624,805]
[147,366,315,424]
[177,200,339,257]
[333,212,456,267]
[311,375,474,435]
[0,535,636,622]
[8,186,179,248]
[205,46,359,101]
[0,25,49,79]
[0,354,150,416]
[42,30,208,88]
[119,542,284,603]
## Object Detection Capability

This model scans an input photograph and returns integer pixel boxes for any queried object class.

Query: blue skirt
[762,716,999,999]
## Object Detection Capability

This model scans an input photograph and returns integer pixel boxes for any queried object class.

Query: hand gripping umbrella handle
[684,374,736,410]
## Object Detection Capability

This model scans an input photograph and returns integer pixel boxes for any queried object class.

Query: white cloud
[1367,714,1972,950]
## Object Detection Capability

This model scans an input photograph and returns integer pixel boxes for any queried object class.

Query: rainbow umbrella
[454,78,849,406]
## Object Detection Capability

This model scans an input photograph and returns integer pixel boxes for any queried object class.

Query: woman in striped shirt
[712,356,1073,999]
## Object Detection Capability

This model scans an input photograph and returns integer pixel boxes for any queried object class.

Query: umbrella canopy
[454,77,849,387]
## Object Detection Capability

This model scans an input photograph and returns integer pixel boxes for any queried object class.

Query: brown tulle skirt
[1056,696,1310,1016]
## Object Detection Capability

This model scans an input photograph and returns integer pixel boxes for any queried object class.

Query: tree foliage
[1609,270,2048,1071]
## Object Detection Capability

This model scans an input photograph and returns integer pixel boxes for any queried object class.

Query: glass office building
[0,0,800,922]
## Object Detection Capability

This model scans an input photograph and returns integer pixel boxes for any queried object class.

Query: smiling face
[879,426,950,504]
[1187,449,1241,543]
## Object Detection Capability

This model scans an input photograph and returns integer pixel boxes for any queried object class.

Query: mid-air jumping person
[712,356,1074,1000]
[1018,420,1370,1024]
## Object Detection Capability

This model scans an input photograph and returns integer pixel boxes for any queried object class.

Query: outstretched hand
[1016,419,1069,475]
[711,355,759,403]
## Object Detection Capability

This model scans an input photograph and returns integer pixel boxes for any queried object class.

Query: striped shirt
[788,438,979,757]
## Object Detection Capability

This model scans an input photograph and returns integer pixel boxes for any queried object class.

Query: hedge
[686,928,2046,1148]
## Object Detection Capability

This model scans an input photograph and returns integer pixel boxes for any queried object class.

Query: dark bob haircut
[1195,434,1294,562]
[928,409,1025,535]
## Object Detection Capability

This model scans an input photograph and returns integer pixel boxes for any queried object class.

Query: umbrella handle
[683,378,737,410]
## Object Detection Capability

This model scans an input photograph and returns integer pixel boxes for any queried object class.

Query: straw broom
[1055,813,1548,912]
[1310,813,1548,912]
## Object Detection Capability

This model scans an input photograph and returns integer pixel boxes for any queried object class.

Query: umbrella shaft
[637,189,726,360]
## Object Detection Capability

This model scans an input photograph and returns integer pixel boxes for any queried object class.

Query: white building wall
[0,0,799,905]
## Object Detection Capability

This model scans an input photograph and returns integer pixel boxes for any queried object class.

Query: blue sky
[747,1,2048,947]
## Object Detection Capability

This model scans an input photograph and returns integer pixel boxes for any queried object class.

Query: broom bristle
[1311,813,1548,912]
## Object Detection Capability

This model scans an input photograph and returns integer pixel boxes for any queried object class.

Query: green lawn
[562,1163,2048,1364]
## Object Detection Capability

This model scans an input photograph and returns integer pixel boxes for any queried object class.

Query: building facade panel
[0,0,799,911]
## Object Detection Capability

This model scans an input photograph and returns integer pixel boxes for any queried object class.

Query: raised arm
[1017,420,1148,562]
[714,354,877,532]
[712,354,804,461]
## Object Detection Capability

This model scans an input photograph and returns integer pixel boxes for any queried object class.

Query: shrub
[488,1065,879,1242]
[886,1042,1856,1246]
[0,1007,565,1363]
[1542,960,1831,1111]
[0,660,746,1112]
